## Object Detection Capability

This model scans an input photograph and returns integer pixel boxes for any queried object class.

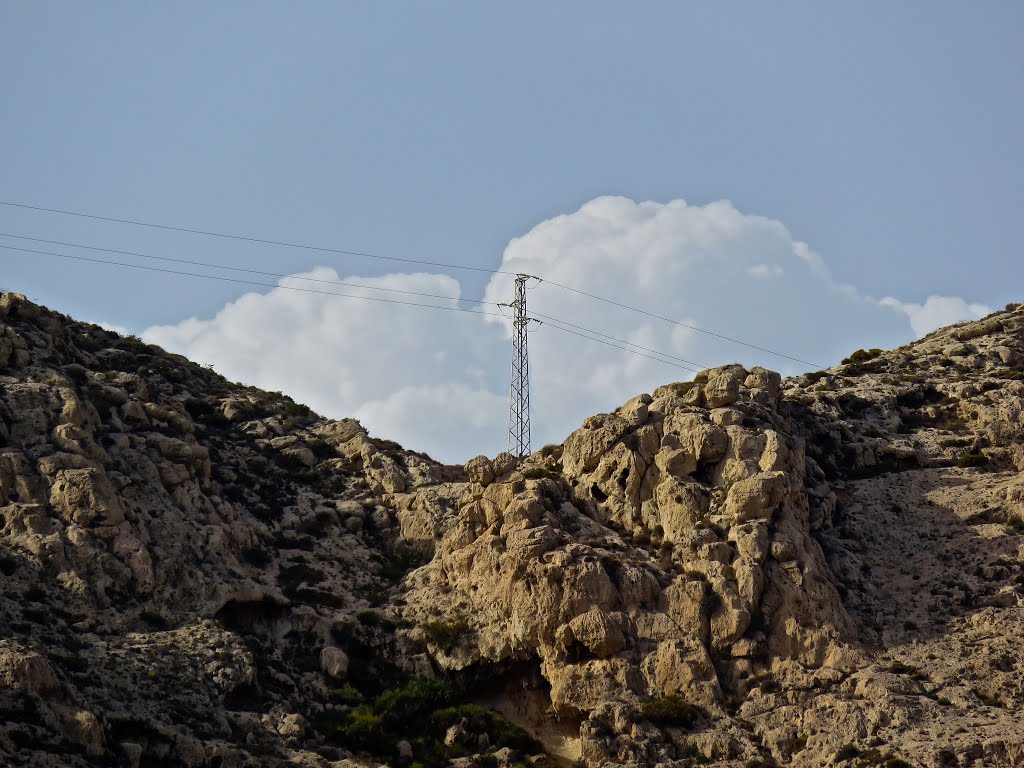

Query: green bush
[338,707,391,754]
[956,452,988,468]
[320,676,544,767]
[380,544,431,583]
[432,704,541,754]
[329,683,364,707]
[640,696,703,728]
[842,348,883,365]
[422,616,472,647]
[522,466,557,480]
[375,677,459,731]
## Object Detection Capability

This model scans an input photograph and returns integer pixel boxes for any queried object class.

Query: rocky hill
[1,290,1022,768]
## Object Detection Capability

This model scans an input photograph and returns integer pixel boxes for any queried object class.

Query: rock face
[1,291,1024,768]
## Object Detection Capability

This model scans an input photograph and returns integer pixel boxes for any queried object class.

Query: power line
[0,198,822,368]
[1,243,698,372]
[539,321,698,372]
[0,232,476,306]
[0,244,503,318]
[0,230,712,371]
[0,200,516,277]
[530,309,706,372]
[537,278,821,369]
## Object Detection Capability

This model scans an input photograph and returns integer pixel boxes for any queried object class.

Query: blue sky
[1,3,1021,459]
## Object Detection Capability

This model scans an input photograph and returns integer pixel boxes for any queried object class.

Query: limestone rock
[1,291,1023,768]
[319,646,349,679]
[50,468,126,527]
[564,609,626,658]
[723,471,787,522]
[0,642,60,697]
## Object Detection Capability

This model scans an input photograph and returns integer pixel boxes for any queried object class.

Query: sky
[1,3,1021,462]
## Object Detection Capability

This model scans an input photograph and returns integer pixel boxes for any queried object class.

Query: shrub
[639,696,703,728]
[320,672,547,766]
[432,704,541,754]
[842,348,883,365]
[522,466,557,480]
[380,544,431,583]
[677,744,710,763]
[329,684,364,707]
[310,466,348,497]
[974,688,1006,708]
[955,452,988,468]
[375,677,459,731]
[422,616,471,647]
[338,707,390,754]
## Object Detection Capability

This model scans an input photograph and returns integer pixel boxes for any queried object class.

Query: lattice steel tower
[507,273,533,457]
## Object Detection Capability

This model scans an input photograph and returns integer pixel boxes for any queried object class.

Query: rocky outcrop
[1,291,1024,768]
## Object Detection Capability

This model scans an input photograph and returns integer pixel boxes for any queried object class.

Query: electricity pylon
[501,274,537,457]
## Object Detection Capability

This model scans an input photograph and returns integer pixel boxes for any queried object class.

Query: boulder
[565,609,626,658]
[704,366,747,408]
[320,646,350,679]
[0,642,60,697]
[49,468,125,526]
[723,472,788,523]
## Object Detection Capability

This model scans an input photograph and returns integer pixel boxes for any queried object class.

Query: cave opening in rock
[463,659,584,765]
[214,596,289,636]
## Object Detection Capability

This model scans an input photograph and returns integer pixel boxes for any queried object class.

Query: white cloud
[142,196,988,463]
[481,196,916,445]
[878,295,991,338]
[355,385,508,462]
[143,269,509,460]
[748,264,784,278]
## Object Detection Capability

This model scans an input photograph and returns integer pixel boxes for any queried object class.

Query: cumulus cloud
[142,196,988,463]
[480,196,916,445]
[878,295,991,337]
[143,270,509,460]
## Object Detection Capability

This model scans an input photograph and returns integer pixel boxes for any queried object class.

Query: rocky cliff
[1,291,1022,768]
